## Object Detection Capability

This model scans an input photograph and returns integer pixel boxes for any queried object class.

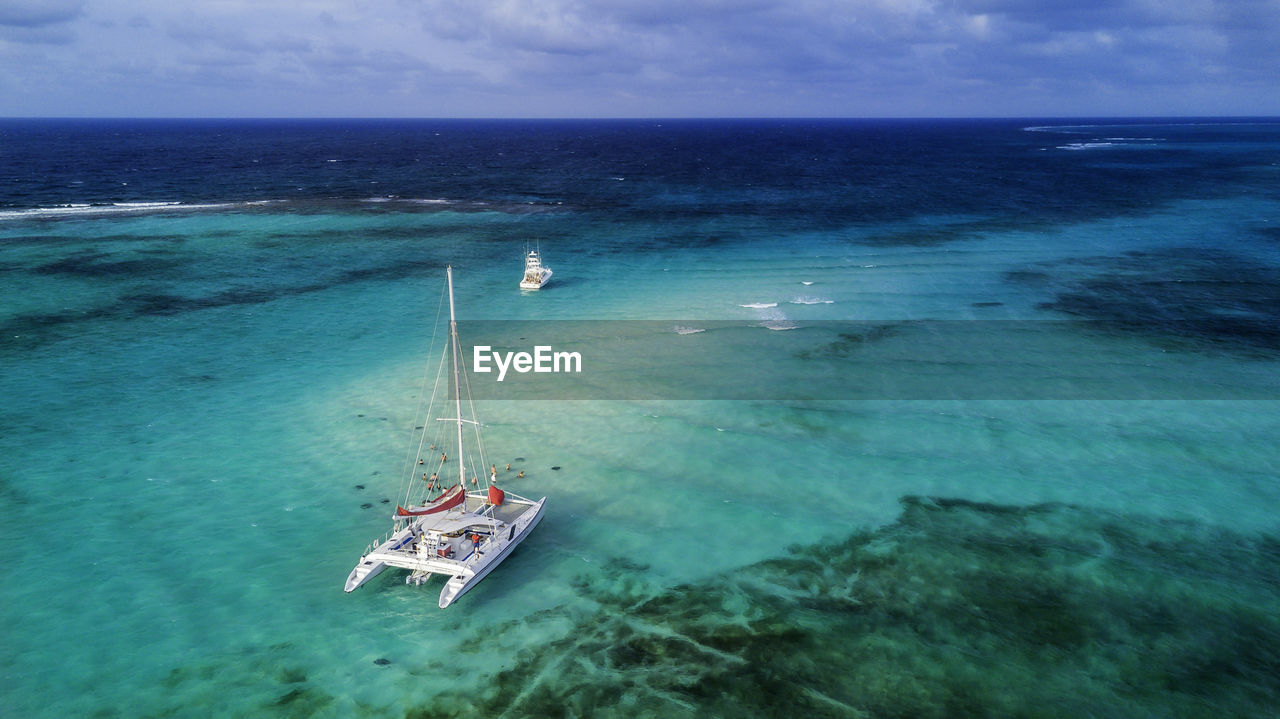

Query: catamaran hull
[438,499,546,608]
[344,522,418,592]
[344,558,388,593]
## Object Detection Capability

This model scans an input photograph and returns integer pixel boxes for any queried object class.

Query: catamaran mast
[446,266,465,489]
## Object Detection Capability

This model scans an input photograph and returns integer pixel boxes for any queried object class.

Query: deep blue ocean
[2,118,1279,717]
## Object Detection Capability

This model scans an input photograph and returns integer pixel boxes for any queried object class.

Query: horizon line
[3,114,1280,122]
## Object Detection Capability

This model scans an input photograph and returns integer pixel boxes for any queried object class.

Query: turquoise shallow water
[2,119,1280,717]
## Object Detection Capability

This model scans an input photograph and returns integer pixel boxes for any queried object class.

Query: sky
[1,0,1278,118]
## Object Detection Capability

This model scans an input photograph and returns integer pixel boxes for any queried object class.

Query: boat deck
[368,494,540,570]
[484,498,538,524]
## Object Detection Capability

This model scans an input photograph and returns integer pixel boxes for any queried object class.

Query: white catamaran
[345,266,546,607]
[519,247,552,289]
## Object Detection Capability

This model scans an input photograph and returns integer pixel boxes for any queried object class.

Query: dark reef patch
[795,324,900,361]
[2,253,444,350]
[415,495,1280,718]
[1012,248,1280,352]
[0,306,114,336]
[276,667,307,684]
[856,217,1032,247]
[0,475,30,506]
[268,686,334,717]
[260,225,472,244]
[122,292,212,315]
[117,258,441,317]
[35,251,183,279]
[0,305,117,352]
[149,643,333,719]
[1002,269,1052,285]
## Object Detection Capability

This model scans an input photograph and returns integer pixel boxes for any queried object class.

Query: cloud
[0,0,84,45]
[2,0,1277,116]
[0,0,85,27]
[937,0,1280,91]
[414,1,925,85]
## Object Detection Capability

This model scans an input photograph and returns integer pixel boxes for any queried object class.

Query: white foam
[1058,137,1166,151]
[1059,142,1117,151]
[0,201,236,221]
[673,326,706,335]
[750,304,797,330]
[759,320,799,331]
[739,302,777,309]
[790,296,833,305]
[1029,121,1280,133]
[359,197,451,207]
[801,281,813,285]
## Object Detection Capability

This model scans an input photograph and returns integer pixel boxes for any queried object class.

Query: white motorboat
[519,248,552,289]
[345,266,547,607]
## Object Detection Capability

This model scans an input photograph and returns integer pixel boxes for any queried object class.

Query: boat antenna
[447,266,465,490]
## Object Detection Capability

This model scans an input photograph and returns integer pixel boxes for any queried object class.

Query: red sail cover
[487,485,505,506]
[396,485,466,516]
